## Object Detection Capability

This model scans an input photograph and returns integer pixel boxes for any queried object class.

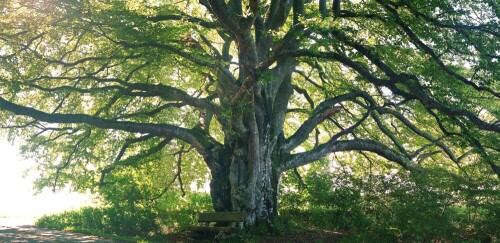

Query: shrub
[35,192,213,237]
[155,191,213,231]
[279,165,500,241]
[36,205,158,237]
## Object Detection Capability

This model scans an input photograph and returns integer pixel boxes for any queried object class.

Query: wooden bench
[190,212,245,237]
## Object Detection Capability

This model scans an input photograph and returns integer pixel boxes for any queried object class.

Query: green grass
[64,228,139,242]
[35,206,500,243]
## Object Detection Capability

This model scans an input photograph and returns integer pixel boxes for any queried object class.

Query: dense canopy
[0,0,498,225]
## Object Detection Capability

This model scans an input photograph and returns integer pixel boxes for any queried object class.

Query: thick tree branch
[377,1,499,98]
[0,96,218,157]
[319,0,328,18]
[293,0,304,25]
[287,49,500,133]
[284,138,416,171]
[15,76,221,117]
[204,0,246,36]
[123,82,221,116]
[282,90,371,153]
[266,0,293,30]
[147,14,218,29]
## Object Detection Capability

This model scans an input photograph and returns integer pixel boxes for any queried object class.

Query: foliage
[36,206,158,237]
[279,160,500,241]
[0,0,498,227]
[155,191,213,231]
[35,191,212,238]
[36,169,499,241]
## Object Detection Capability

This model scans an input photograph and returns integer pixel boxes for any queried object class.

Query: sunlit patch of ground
[0,218,117,243]
[0,217,36,228]
[0,140,103,242]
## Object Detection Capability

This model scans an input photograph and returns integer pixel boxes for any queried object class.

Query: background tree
[0,0,498,225]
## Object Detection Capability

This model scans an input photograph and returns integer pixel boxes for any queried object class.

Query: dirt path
[0,218,117,242]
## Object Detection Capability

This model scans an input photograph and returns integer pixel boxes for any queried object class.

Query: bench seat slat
[197,212,245,223]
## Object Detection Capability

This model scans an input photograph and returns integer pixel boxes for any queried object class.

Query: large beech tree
[0,0,498,224]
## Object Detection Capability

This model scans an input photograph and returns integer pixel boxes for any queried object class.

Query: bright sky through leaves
[0,139,92,219]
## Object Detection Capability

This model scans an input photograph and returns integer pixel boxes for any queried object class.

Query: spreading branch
[284,139,416,172]
[0,96,218,157]
[282,91,371,153]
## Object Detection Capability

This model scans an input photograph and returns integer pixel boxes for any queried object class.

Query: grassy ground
[35,207,500,242]
[157,229,346,242]
[83,227,348,242]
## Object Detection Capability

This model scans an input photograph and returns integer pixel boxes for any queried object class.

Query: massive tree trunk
[197,0,301,225]
[206,55,297,224]
[209,144,281,224]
